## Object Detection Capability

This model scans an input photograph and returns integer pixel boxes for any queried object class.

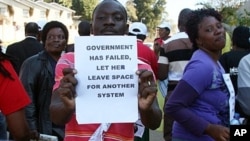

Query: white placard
[74,36,138,124]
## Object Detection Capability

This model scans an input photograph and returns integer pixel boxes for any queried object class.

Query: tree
[81,0,99,21]
[126,0,137,21]
[199,0,250,33]
[59,0,72,8]
[126,0,166,39]
[36,0,97,21]
[71,0,84,16]
[205,0,246,10]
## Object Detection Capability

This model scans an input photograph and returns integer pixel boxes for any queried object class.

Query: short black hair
[41,21,69,44]
[232,25,250,50]
[128,32,146,41]
[178,8,192,31]
[165,27,170,32]
[185,8,222,50]
[78,20,91,36]
[92,0,128,22]
[25,22,39,36]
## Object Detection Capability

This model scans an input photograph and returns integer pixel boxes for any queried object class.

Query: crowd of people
[1,0,250,141]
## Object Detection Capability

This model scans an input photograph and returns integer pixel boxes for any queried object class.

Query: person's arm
[6,109,30,141]
[157,46,169,81]
[137,70,162,130]
[0,60,31,140]
[153,42,161,59]
[150,49,159,80]
[165,80,209,135]
[19,58,40,140]
[158,63,168,81]
[165,80,229,140]
[50,68,77,125]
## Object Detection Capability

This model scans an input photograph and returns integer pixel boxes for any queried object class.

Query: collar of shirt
[25,36,37,40]
[137,39,143,43]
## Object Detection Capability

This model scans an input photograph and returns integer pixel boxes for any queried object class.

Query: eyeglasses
[46,35,65,40]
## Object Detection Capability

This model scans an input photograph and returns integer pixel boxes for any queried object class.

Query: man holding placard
[49,0,162,141]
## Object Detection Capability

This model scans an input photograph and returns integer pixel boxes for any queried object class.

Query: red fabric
[0,60,31,115]
[137,40,158,78]
[64,114,134,141]
[156,38,164,46]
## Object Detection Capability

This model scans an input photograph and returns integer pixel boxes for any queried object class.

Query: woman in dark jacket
[19,21,69,141]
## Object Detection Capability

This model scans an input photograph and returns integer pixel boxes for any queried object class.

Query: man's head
[41,21,69,44]
[232,25,250,50]
[128,22,147,41]
[25,22,40,37]
[78,20,91,36]
[178,8,192,32]
[157,22,171,40]
[91,0,128,35]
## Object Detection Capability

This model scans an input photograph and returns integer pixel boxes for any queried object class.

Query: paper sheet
[74,36,138,124]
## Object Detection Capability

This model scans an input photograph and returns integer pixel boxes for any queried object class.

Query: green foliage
[59,0,72,8]
[71,0,84,16]
[81,0,99,21]
[126,0,138,21]
[126,0,166,39]
[220,7,239,25]
[238,9,250,26]
[42,0,98,21]
[200,0,250,27]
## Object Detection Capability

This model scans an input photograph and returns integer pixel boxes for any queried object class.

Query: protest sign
[74,36,138,124]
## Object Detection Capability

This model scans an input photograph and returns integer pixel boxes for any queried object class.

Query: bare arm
[6,109,30,141]
[158,63,169,80]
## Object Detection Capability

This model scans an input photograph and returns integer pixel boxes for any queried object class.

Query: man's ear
[124,23,129,35]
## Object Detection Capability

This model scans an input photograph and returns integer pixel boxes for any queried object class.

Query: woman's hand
[205,124,230,141]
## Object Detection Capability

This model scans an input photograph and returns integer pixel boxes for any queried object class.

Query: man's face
[158,28,170,39]
[45,27,67,55]
[92,1,128,35]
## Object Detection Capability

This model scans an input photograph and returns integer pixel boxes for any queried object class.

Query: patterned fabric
[54,52,155,141]
[158,32,193,82]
